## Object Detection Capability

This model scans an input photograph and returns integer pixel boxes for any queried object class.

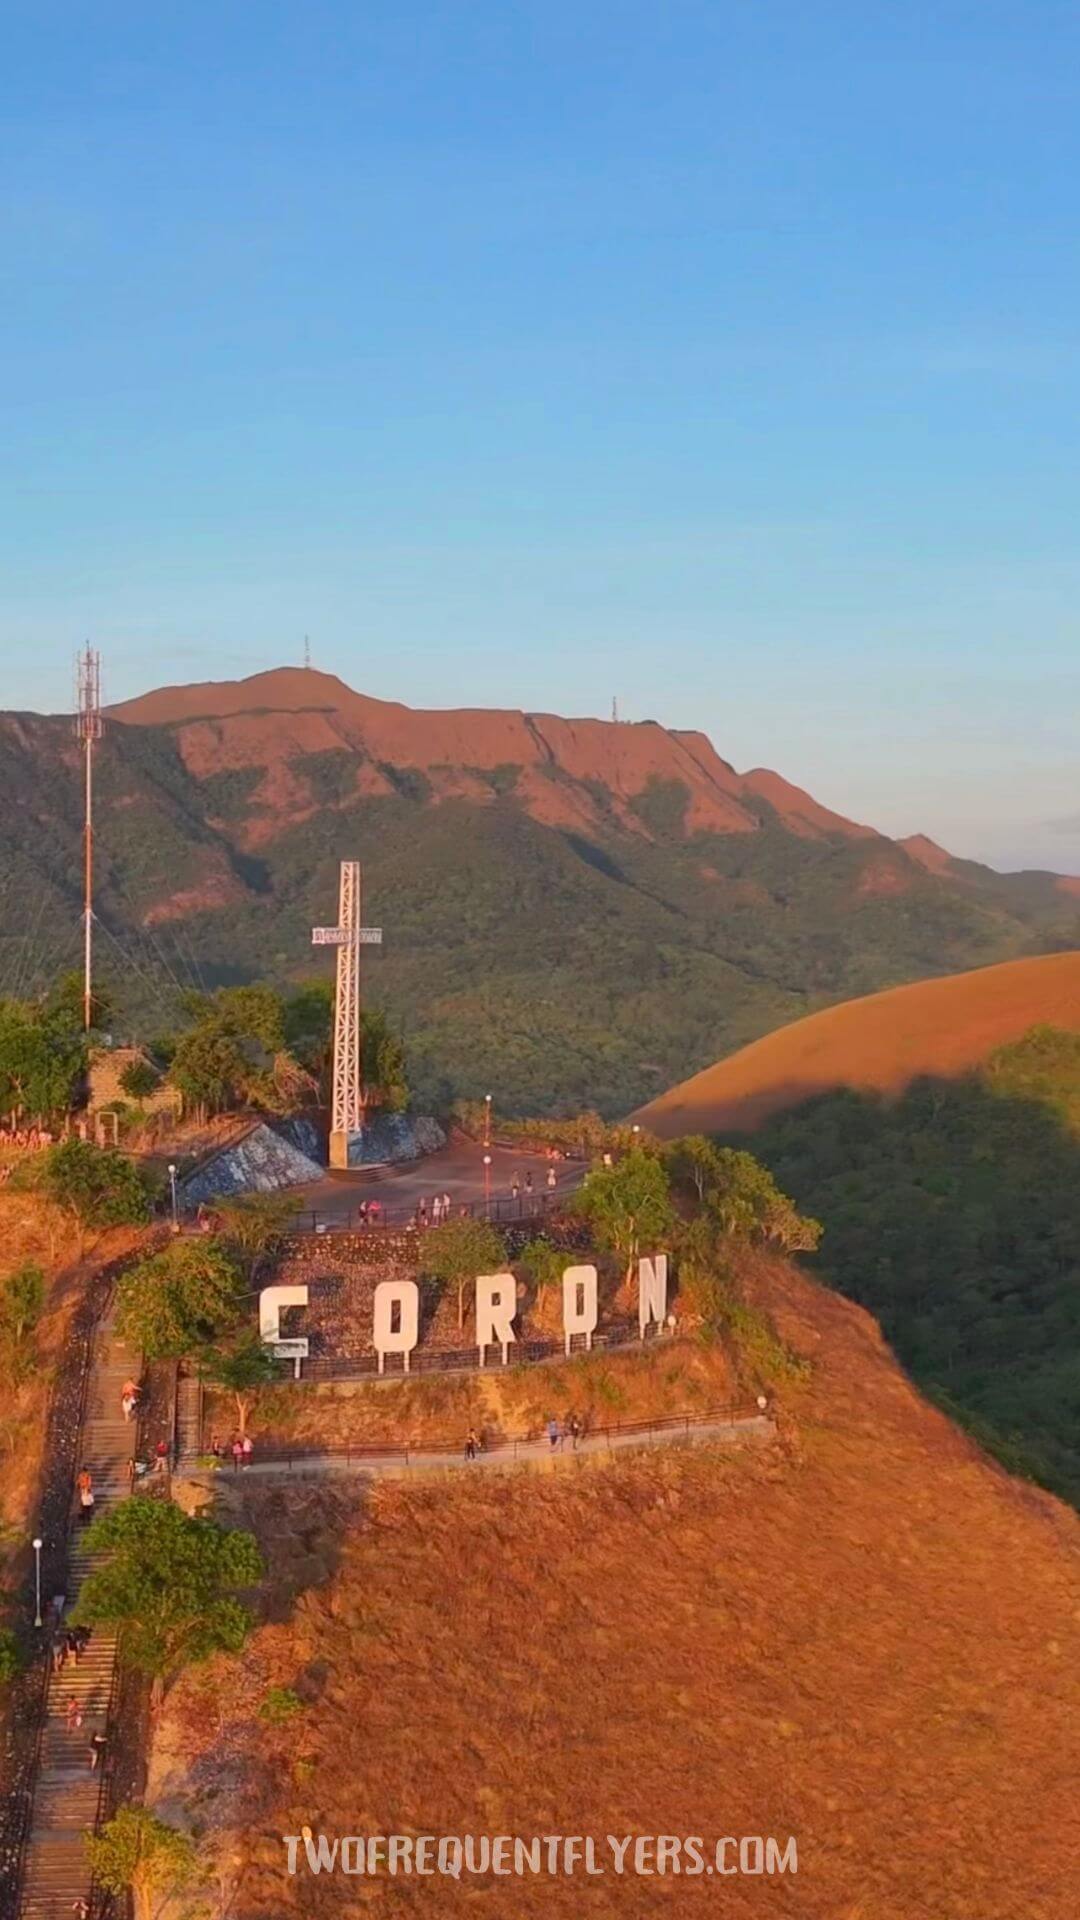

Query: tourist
[120,1391,136,1423]
[357,1199,368,1226]
[416,1197,428,1229]
[511,1172,521,1201]
[547,1416,561,1452]
[66,1629,82,1667]
[50,1593,66,1628]
[51,1635,66,1674]
[464,1427,478,1461]
[126,1456,137,1490]
[241,1434,254,1469]
[432,1193,443,1225]
[231,1436,244,1472]
[567,1412,582,1451]
[77,1472,95,1528]
[547,1165,557,1191]
[153,1438,170,1475]
[65,1696,83,1732]
[71,1900,91,1919]
[88,1731,107,1771]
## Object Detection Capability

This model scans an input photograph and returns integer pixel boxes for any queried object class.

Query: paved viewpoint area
[295,1140,583,1227]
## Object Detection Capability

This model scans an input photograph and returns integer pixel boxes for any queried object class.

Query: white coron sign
[259,1256,669,1373]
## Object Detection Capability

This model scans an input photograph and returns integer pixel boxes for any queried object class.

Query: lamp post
[484,1093,492,1149]
[32,1537,43,1628]
[167,1162,179,1232]
[631,1123,641,1146]
[483,1153,492,1221]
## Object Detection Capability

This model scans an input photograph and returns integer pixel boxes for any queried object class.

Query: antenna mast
[75,647,103,1031]
[303,634,312,670]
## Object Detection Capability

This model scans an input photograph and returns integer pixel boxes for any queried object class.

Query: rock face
[178,1113,447,1201]
[345,1112,446,1167]
[180,1123,324,1203]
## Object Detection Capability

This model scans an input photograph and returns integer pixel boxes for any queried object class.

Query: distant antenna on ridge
[74,646,103,1031]
[303,634,312,670]
[611,696,619,724]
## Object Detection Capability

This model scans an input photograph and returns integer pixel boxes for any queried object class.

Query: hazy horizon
[4,5,1080,874]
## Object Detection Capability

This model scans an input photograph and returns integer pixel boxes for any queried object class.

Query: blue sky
[3,1,1080,868]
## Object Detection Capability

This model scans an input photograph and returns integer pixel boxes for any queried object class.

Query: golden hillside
[155,1253,1080,1920]
[634,949,1080,1136]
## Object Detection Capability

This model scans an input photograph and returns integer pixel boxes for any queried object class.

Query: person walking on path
[547,1416,561,1452]
[231,1436,244,1472]
[88,1731,107,1771]
[511,1172,522,1204]
[464,1427,479,1462]
[153,1438,170,1476]
[77,1471,95,1528]
[432,1194,443,1226]
[567,1412,582,1451]
[241,1434,254,1469]
[64,1696,82,1733]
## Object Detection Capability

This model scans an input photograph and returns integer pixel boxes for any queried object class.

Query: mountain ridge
[2,664,1080,1113]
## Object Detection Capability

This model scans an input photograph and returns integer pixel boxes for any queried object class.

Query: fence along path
[17,1315,139,1919]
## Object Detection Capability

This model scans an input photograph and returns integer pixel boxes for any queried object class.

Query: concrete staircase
[17,1321,140,1920]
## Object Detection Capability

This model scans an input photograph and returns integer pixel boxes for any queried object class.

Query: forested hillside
[2,668,1079,1114]
[750,1026,1080,1504]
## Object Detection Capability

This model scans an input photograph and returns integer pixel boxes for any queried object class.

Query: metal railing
[195,1401,764,1473]
[287,1317,660,1385]
[292,1190,570,1234]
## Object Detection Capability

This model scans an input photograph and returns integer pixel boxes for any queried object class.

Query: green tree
[0,1261,45,1347]
[119,1056,160,1102]
[360,1007,409,1113]
[423,1218,507,1330]
[39,1139,154,1244]
[0,1000,85,1121]
[85,1806,197,1917]
[72,1499,262,1707]
[214,1191,298,1286]
[0,1626,20,1685]
[199,1331,277,1436]
[115,1240,244,1360]
[518,1236,565,1316]
[704,1146,821,1252]
[573,1149,676,1284]
[168,1020,246,1120]
[664,1134,725,1205]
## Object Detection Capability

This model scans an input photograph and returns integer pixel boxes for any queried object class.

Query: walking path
[187,1410,775,1482]
[17,1316,140,1920]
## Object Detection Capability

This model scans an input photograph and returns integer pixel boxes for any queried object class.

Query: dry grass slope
[634,949,1080,1136]
[155,1255,1080,1919]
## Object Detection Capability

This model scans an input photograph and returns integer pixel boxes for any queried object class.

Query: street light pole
[484,1093,492,1149]
[483,1153,492,1221]
[32,1536,43,1628]
[168,1162,179,1232]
